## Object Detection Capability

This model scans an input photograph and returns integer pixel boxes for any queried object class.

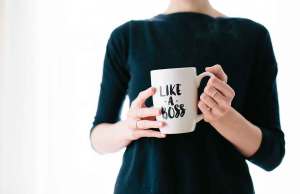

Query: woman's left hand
[198,64,236,124]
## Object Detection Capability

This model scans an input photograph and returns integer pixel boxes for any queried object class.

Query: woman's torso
[114,12,263,194]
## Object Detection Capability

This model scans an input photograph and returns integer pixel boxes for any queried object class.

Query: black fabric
[90,12,285,194]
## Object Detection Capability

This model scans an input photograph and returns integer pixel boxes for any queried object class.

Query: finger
[204,85,227,105]
[132,129,166,139]
[199,93,218,109]
[205,64,228,82]
[199,94,224,116]
[207,77,234,98]
[131,87,156,108]
[128,107,161,118]
[136,120,165,129]
[198,100,213,118]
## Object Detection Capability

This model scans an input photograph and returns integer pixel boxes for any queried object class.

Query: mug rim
[150,66,196,73]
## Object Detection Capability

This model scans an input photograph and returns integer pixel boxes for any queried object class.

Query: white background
[1,0,299,194]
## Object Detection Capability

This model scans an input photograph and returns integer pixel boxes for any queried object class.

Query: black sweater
[90,12,285,194]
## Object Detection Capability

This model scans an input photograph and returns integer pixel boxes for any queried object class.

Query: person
[89,0,285,193]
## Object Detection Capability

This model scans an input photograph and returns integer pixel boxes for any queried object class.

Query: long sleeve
[243,26,285,171]
[90,25,130,137]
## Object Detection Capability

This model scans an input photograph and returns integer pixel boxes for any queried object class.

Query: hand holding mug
[198,64,236,123]
[123,87,167,141]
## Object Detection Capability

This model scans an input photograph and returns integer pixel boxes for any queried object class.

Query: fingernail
[158,107,163,115]
[157,109,161,115]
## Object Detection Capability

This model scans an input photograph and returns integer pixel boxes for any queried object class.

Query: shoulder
[108,20,132,41]
[108,19,150,41]
[108,18,157,46]
[111,17,158,32]
[221,17,270,38]
[105,20,134,52]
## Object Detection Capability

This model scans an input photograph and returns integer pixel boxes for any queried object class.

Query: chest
[126,32,256,112]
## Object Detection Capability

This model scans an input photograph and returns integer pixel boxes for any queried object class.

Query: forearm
[210,107,262,158]
[90,120,131,154]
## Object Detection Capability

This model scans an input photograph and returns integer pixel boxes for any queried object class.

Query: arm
[241,28,285,171]
[90,25,165,154]
[199,26,285,171]
[198,71,262,158]
[200,65,284,171]
[208,106,262,158]
[90,121,131,154]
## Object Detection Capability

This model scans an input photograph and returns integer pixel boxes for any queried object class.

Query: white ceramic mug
[150,67,214,134]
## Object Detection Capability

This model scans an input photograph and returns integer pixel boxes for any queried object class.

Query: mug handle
[195,71,215,123]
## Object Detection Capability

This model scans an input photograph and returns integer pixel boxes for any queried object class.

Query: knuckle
[211,87,217,93]
[200,93,205,100]
[204,87,209,94]
[220,103,229,112]
[204,86,212,94]
[202,94,209,101]
[204,94,210,100]
[227,93,233,100]
[209,88,216,96]
[197,102,202,109]
[198,100,203,106]
[143,120,150,129]
[198,101,205,109]
[231,89,236,97]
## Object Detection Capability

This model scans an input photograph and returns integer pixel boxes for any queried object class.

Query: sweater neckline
[154,11,227,21]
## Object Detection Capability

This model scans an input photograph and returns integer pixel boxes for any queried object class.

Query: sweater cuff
[245,126,277,171]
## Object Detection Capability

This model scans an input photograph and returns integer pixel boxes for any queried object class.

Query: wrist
[118,120,133,145]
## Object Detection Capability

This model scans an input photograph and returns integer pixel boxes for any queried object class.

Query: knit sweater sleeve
[90,23,130,137]
[243,26,285,171]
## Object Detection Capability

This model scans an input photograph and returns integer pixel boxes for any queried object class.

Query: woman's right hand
[123,86,167,143]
